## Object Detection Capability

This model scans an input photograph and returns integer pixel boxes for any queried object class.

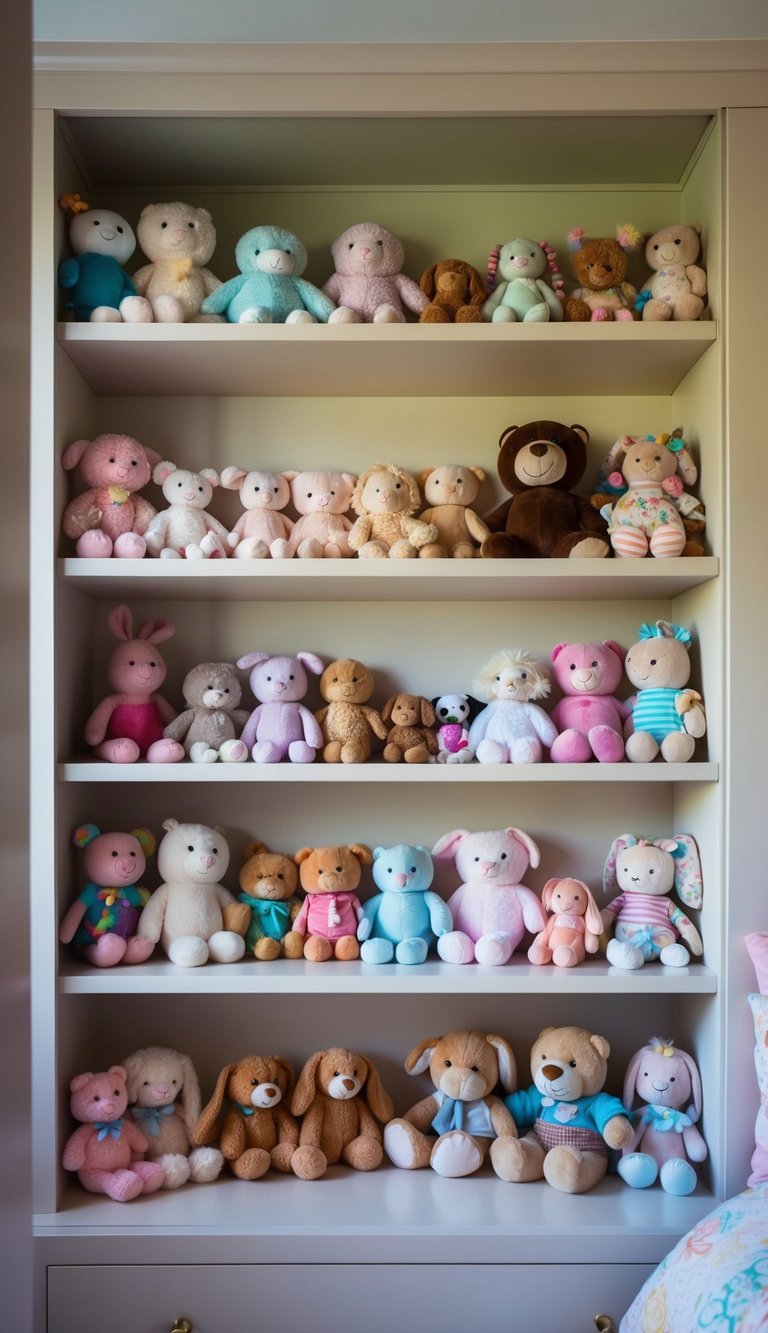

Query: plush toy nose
[530,441,548,457]
[481,860,495,872]
[394,873,408,887]
[153,1084,172,1100]
[651,1080,669,1094]
[115,857,135,877]
[316,493,330,507]
[541,1064,563,1082]
[99,228,116,241]
[273,681,287,693]
[99,1098,116,1115]
[264,1085,278,1099]
[512,255,529,267]
[199,854,215,869]
[183,489,196,501]
[171,228,187,242]
[359,246,371,256]
[342,1078,356,1092]
[658,245,677,262]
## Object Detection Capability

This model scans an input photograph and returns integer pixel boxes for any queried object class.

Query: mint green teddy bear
[482,238,564,324]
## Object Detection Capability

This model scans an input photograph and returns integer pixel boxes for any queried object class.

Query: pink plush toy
[85,605,185,764]
[220,466,294,559]
[237,651,324,763]
[62,1066,165,1201]
[618,1037,707,1195]
[549,640,629,763]
[527,877,603,968]
[144,461,230,559]
[60,823,156,967]
[285,470,357,558]
[61,433,161,558]
[323,222,430,324]
[432,826,545,966]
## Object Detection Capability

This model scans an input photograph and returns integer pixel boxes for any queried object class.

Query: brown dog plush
[419,258,486,324]
[382,694,438,764]
[192,1054,297,1179]
[315,659,387,764]
[383,1029,518,1178]
[290,1047,394,1179]
[237,840,304,960]
[293,843,372,961]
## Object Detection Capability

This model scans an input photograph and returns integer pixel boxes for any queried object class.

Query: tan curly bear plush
[133,202,223,323]
[348,464,437,559]
[237,840,304,960]
[315,659,387,764]
[417,464,490,558]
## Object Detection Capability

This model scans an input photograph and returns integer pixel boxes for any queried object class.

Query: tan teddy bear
[417,465,491,558]
[384,1029,518,1178]
[381,693,438,764]
[290,1047,394,1179]
[192,1054,298,1179]
[133,201,223,323]
[236,840,304,960]
[490,1025,634,1193]
[315,659,387,764]
[293,843,372,961]
[348,464,437,559]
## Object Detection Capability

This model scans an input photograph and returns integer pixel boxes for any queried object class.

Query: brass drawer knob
[595,1318,616,1332]
[170,1321,193,1333]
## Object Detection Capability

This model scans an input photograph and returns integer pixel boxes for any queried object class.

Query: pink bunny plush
[144,461,230,559]
[432,826,545,966]
[85,604,185,764]
[549,640,629,763]
[618,1037,707,1195]
[220,466,294,559]
[59,822,156,967]
[61,433,161,558]
[62,1066,165,1201]
[285,470,357,558]
[527,877,603,968]
[323,222,430,324]
[237,651,324,763]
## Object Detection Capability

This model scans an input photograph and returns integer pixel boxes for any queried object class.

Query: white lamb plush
[468,649,558,764]
[144,461,230,559]
[137,819,249,966]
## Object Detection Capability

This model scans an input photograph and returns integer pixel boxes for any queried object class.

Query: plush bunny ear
[419,264,437,297]
[177,1052,203,1133]
[237,652,270,670]
[404,1036,441,1075]
[671,833,703,909]
[509,828,540,869]
[362,1058,394,1123]
[540,878,559,910]
[130,827,157,858]
[431,829,470,860]
[603,833,637,895]
[297,652,324,677]
[622,1045,648,1109]
[291,1051,326,1116]
[419,697,436,727]
[581,884,605,935]
[137,618,176,644]
[192,1064,237,1145]
[220,466,247,490]
[678,1048,703,1119]
[486,1034,517,1092]
[381,696,397,724]
[72,822,101,848]
[61,439,90,472]
[108,605,133,642]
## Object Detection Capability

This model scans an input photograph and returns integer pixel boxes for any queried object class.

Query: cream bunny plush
[602,832,703,970]
[220,467,293,559]
[144,461,230,559]
[122,1045,224,1188]
[349,464,437,559]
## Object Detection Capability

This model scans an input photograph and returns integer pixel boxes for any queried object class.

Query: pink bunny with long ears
[85,605,185,764]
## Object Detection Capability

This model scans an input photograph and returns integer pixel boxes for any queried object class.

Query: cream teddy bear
[285,470,357,558]
[417,464,490,558]
[122,1045,224,1188]
[349,464,437,559]
[133,202,223,322]
[637,224,708,321]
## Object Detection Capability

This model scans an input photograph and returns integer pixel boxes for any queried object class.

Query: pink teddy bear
[62,1066,165,1201]
[237,651,324,763]
[85,604,185,764]
[549,640,629,763]
[61,433,161,559]
[323,222,430,324]
[59,823,156,967]
[220,466,294,559]
[432,826,546,966]
[285,470,357,558]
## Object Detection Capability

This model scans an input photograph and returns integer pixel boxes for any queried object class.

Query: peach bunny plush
[85,604,185,764]
[290,1047,394,1179]
[285,470,357,559]
[220,467,293,559]
[293,843,372,961]
[144,461,230,559]
[62,1066,165,1201]
[384,1030,518,1179]
[122,1045,224,1188]
[59,822,156,967]
[237,651,324,764]
[349,464,437,559]
[61,433,161,559]
[417,464,490,558]
[433,826,545,966]
[192,1055,298,1179]
[323,222,429,324]
[527,878,603,968]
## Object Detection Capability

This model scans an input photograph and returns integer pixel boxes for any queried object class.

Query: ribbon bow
[94,1119,124,1141]
[131,1104,175,1137]
[243,898,291,938]
[431,1096,465,1135]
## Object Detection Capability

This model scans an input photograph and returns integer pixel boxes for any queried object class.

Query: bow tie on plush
[247,899,291,936]
[131,1104,176,1136]
[431,1097,465,1135]
[94,1119,124,1141]
[642,1104,693,1134]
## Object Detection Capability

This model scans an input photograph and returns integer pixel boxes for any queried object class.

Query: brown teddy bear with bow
[237,840,304,960]
[290,1047,394,1179]
[382,694,439,763]
[419,258,486,323]
[192,1054,298,1180]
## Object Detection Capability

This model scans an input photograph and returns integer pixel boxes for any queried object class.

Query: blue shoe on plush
[618,1153,659,1189]
[660,1158,697,1196]
[360,938,394,964]
[395,938,428,965]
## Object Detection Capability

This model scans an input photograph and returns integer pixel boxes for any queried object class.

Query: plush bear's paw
[659,942,691,968]
[624,731,659,763]
[395,938,428,965]
[238,307,272,324]
[437,931,475,965]
[430,1131,483,1178]
[475,933,512,967]
[360,938,395,965]
[660,1157,698,1195]
[168,935,210,968]
[157,1153,191,1189]
[190,741,219,764]
[328,306,360,324]
[384,1121,422,1169]
[291,1145,327,1180]
[189,1146,224,1184]
[606,938,645,971]
[207,930,246,964]
[618,1152,658,1190]
[285,309,315,324]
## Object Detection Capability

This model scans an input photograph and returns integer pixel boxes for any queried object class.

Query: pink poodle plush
[220,466,294,559]
[285,471,357,558]
[85,604,185,764]
[237,651,324,763]
[527,877,603,968]
[432,826,545,966]
[62,1066,165,1201]
[59,823,156,967]
[144,461,230,559]
[323,222,430,324]
[61,433,161,558]
[549,640,629,763]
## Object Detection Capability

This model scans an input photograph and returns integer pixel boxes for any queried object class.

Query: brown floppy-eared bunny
[191,1054,297,1179]
[419,258,486,324]
[290,1047,394,1180]
[382,693,438,764]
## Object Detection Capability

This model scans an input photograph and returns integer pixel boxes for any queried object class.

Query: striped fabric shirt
[605,892,679,930]
[630,687,684,742]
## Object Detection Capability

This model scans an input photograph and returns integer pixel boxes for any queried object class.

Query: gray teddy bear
[164,662,249,763]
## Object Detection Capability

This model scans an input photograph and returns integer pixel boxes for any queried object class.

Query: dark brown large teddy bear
[481,420,610,559]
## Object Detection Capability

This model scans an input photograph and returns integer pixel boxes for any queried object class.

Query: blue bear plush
[357,843,452,965]
[201,225,336,324]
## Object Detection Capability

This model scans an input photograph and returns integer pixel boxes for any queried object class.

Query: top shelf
[56,322,718,398]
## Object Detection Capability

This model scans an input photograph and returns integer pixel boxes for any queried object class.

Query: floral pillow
[747,932,768,1186]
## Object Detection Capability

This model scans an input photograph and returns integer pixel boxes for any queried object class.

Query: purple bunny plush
[237,651,324,763]
[618,1037,707,1195]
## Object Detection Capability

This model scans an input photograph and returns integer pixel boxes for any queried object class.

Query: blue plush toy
[357,843,452,965]
[200,225,336,324]
[58,195,144,323]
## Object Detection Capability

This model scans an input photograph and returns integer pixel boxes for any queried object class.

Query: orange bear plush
[293,843,373,961]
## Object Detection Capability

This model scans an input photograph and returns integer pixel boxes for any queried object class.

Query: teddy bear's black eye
[570,663,576,670]
[306,492,312,498]
[251,1078,258,1086]
[149,661,156,668]
[207,684,214,690]
[188,845,194,852]
[129,659,135,666]
[348,243,354,249]
[130,851,136,857]
[670,1075,676,1081]
[285,249,291,256]
[273,486,278,493]
[113,1089,120,1095]
[635,456,641,463]
[267,675,272,681]
[278,872,284,879]
[444,1059,452,1067]
[224,688,230,694]
[109,456,116,463]
[495,675,500,681]
[648,868,654,875]
[289,674,294,681]
[332,677,338,683]
[386,867,392,874]
[198,486,203,493]
[254,249,260,256]
[178,481,183,487]
[117,226,124,235]
[529,251,535,258]
[475,856,480,862]
[376,239,383,247]
[521,672,527,680]
[334,1070,341,1077]
[501,852,507,860]
[188,221,195,229]
[410,866,416,873]
[352,676,358,683]
[212,848,218,855]
[92,219,100,226]
[674,239,681,246]
[111,850,118,857]
[253,485,260,492]
[161,222,168,229]
[172,1079,177,1085]
[569,1061,577,1068]
[395,482,402,489]
[131,458,137,466]
[654,455,661,463]
[591,661,598,668]
[336,866,342,873]
[586,262,593,270]
[143,1080,149,1086]
[604,264,612,273]
[650,658,657,666]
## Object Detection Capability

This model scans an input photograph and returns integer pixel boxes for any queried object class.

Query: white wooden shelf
[34,1172,716,1265]
[59,556,720,603]
[56,321,718,398]
[57,957,717,995]
[60,760,719,783]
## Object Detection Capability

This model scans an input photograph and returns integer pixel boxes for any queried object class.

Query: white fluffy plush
[468,650,557,764]
[145,461,230,559]
[137,820,247,967]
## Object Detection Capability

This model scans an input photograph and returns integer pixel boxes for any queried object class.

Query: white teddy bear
[144,461,231,559]
[468,649,558,764]
[133,202,223,323]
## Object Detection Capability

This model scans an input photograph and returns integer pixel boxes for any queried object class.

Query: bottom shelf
[35,1167,716,1265]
